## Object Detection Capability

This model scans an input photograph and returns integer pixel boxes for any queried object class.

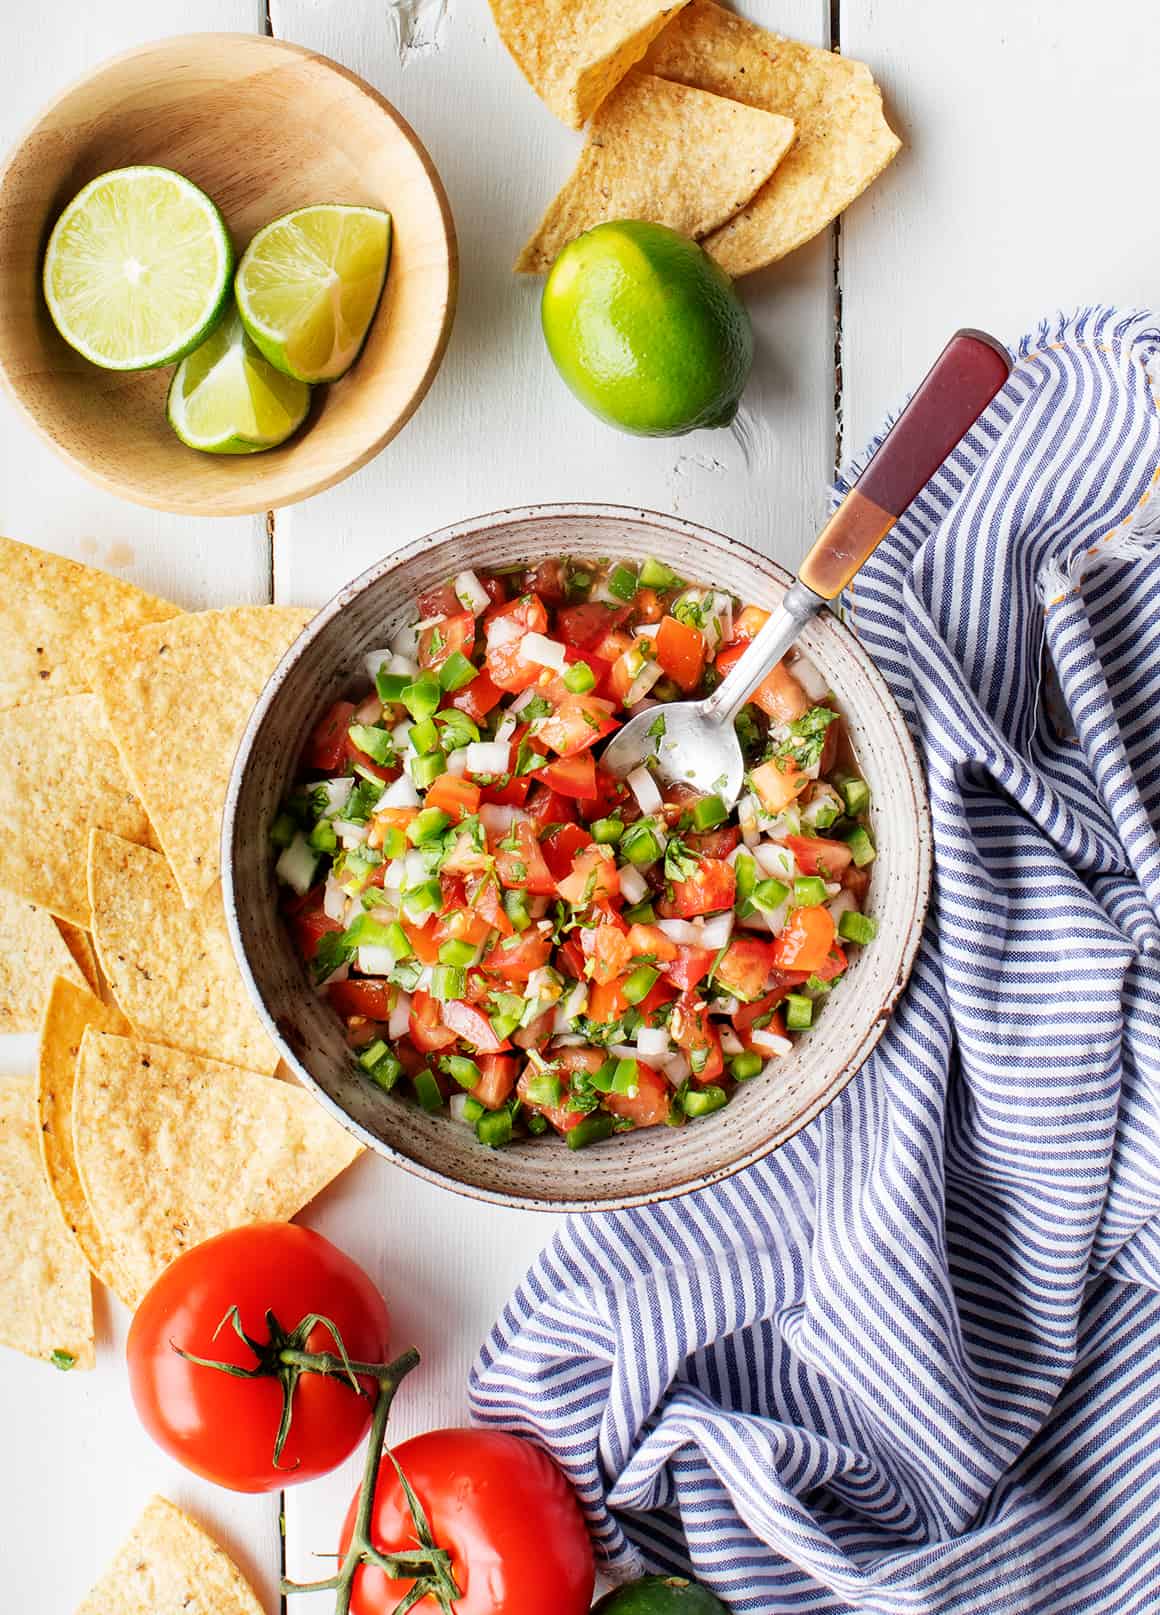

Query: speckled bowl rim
[223,503,932,1212]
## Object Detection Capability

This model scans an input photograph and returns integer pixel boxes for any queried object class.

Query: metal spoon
[601,328,1013,802]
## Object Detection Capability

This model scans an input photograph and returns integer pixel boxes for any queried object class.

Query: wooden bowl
[0,35,456,516]
[224,505,933,1212]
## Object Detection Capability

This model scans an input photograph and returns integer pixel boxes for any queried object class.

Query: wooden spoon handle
[798,329,1012,600]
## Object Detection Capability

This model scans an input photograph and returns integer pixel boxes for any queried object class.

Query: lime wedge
[235,204,391,383]
[42,166,233,371]
[166,308,310,455]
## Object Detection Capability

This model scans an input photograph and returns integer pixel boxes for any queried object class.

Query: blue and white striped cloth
[469,307,1160,1613]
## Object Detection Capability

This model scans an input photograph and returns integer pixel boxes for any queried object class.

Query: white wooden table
[2,2,1158,1607]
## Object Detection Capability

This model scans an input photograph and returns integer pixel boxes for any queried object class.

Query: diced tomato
[535,697,619,759]
[671,989,724,1083]
[465,871,514,936]
[750,758,810,814]
[557,937,587,981]
[433,881,493,948]
[842,865,872,902]
[657,857,735,919]
[629,588,664,625]
[583,924,633,985]
[438,827,492,876]
[586,977,628,1024]
[532,751,597,799]
[556,845,620,906]
[516,1067,584,1136]
[592,627,635,666]
[480,929,553,981]
[302,700,357,773]
[540,823,593,882]
[655,615,706,693]
[810,944,848,983]
[419,611,474,671]
[715,641,747,678]
[555,602,630,650]
[409,990,457,1052]
[735,995,788,1054]
[524,559,568,603]
[475,1053,518,1109]
[636,976,679,1019]
[662,945,716,991]
[417,580,462,619]
[603,1062,671,1127]
[625,922,678,963]
[686,825,740,858]
[785,834,854,879]
[574,771,632,823]
[713,938,778,1002]
[751,662,812,723]
[732,604,770,642]
[402,917,442,965]
[493,820,555,894]
[609,647,643,705]
[450,670,504,722]
[481,574,507,607]
[512,1008,555,1050]
[443,999,511,1053]
[771,907,838,973]
[478,772,533,808]
[286,889,342,961]
[424,773,481,822]
[394,1040,429,1078]
[327,978,394,1021]
[524,785,576,829]
[484,595,551,692]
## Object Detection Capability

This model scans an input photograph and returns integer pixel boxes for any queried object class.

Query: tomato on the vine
[342,1427,595,1615]
[126,1223,391,1493]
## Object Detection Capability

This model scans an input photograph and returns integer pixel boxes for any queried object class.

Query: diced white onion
[519,632,567,670]
[710,593,733,646]
[755,842,795,880]
[392,720,413,749]
[633,623,659,639]
[720,1026,745,1056]
[607,1044,641,1062]
[656,917,700,945]
[323,876,348,922]
[824,881,842,898]
[713,994,740,1017]
[480,803,522,838]
[445,746,468,776]
[449,1093,473,1124]
[454,569,490,615]
[827,889,858,925]
[353,692,381,724]
[414,614,446,632]
[509,686,540,714]
[636,1026,671,1059]
[791,652,830,702]
[318,777,355,817]
[382,857,406,892]
[404,849,428,885]
[698,911,734,950]
[556,980,588,1022]
[389,990,411,1039]
[628,765,663,815]
[751,1027,793,1056]
[465,740,511,776]
[381,774,420,809]
[363,647,393,682]
[389,653,419,679]
[625,660,664,707]
[617,864,649,905]
[663,1052,691,1086]
[552,1033,588,1047]
[494,712,518,744]
[334,819,368,848]
[738,795,760,848]
[391,620,420,657]
[357,946,396,976]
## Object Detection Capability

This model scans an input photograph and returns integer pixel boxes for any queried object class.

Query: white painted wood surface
[2,0,1159,1609]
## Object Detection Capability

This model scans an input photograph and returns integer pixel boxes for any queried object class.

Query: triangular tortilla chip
[76,1495,265,1615]
[516,71,794,272]
[0,535,180,709]
[54,919,102,997]
[75,1030,361,1308]
[0,694,154,926]
[491,0,690,127]
[88,830,278,1075]
[91,607,312,908]
[0,1073,94,1369]
[36,975,132,1298]
[643,0,901,274]
[0,889,88,1031]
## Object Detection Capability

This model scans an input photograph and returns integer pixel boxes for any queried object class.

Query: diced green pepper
[375,669,410,704]
[836,775,871,817]
[793,875,827,907]
[409,751,445,789]
[563,660,596,694]
[523,1071,563,1108]
[308,819,337,853]
[462,1095,486,1123]
[607,562,638,602]
[385,921,412,958]
[682,1085,728,1118]
[502,888,531,931]
[838,910,878,945]
[402,674,441,722]
[429,964,465,1001]
[438,937,477,967]
[359,1041,403,1091]
[476,1107,513,1148]
[565,1112,615,1150]
[621,820,665,867]
[843,826,877,867]
[639,557,681,589]
[612,1057,639,1094]
[412,1068,444,1113]
[380,825,408,860]
[751,877,789,915]
[526,1111,549,1135]
[402,877,441,919]
[409,716,439,755]
[730,1051,763,1081]
[622,964,659,1005]
[348,724,395,765]
[407,806,451,844]
[269,811,297,850]
[691,794,728,831]
[590,816,623,845]
[441,1054,481,1089]
[734,850,757,914]
[439,651,478,692]
[784,993,814,1030]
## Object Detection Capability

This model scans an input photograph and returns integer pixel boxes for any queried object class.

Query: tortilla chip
[0,1073,94,1369]
[643,0,901,274]
[91,607,312,909]
[75,1030,361,1308]
[54,919,102,996]
[0,695,154,927]
[516,71,794,272]
[491,0,690,127]
[36,976,132,1298]
[0,889,88,1031]
[0,535,179,709]
[76,1495,265,1615]
[88,830,278,1075]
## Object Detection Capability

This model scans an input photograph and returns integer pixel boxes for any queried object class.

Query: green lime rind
[541,220,753,438]
[43,165,234,372]
[166,307,311,456]
[235,203,392,384]
[593,1574,731,1615]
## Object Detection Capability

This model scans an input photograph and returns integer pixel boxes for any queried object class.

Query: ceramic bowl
[0,34,456,516]
[224,505,932,1210]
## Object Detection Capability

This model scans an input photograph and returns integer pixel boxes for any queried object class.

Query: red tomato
[735,993,789,1053]
[583,923,633,984]
[128,1224,390,1493]
[524,784,577,828]
[403,918,442,965]
[671,990,724,1083]
[286,889,342,960]
[586,977,629,1023]
[533,750,597,798]
[417,580,463,618]
[809,942,849,983]
[524,558,569,603]
[636,976,679,1019]
[687,825,741,858]
[479,771,533,808]
[494,820,555,894]
[328,978,396,1021]
[443,999,511,1053]
[450,670,504,722]
[464,871,513,936]
[555,601,630,649]
[751,662,812,723]
[535,697,619,758]
[655,615,706,692]
[750,758,809,814]
[604,1063,671,1128]
[785,834,854,879]
[302,700,357,772]
[713,938,779,1002]
[424,774,481,822]
[410,990,457,1051]
[556,845,620,906]
[574,770,632,823]
[474,1053,518,1108]
[663,945,717,991]
[419,611,475,671]
[771,906,838,972]
[556,936,587,980]
[657,857,736,918]
[481,929,553,981]
[624,922,678,963]
[484,596,550,692]
[629,587,664,625]
[541,822,594,881]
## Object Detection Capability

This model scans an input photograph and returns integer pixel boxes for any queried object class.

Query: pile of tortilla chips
[496,0,901,276]
[76,1496,265,1615]
[0,535,362,1366]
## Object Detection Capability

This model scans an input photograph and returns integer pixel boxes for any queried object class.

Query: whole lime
[593,1574,731,1614]
[540,221,752,436]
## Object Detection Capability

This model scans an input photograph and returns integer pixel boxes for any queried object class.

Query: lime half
[43,166,233,371]
[235,204,391,383]
[167,308,310,455]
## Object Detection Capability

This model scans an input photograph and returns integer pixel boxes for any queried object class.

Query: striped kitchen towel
[469,306,1160,1614]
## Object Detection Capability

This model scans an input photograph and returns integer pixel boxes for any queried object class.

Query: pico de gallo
[272,556,878,1150]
